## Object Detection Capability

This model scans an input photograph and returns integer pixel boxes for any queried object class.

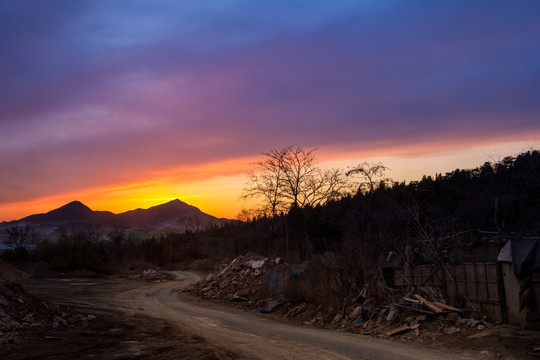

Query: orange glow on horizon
[0,157,259,222]
[1,137,538,222]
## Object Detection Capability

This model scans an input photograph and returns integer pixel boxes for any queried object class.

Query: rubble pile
[308,288,497,338]
[0,280,56,331]
[0,280,95,347]
[187,254,505,340]
[129,269,175,281]
[189,254,281,303]
[257,285,499,340]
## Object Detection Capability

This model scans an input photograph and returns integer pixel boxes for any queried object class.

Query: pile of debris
[129,269,175,281]
[187,254,501,340]
[323,289,497,338]
[189,254,282,303]
[0,280,56,331]
[267,286,497,340]
[0,280,95,347]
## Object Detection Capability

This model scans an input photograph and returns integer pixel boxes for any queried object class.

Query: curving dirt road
[23,271,475,360]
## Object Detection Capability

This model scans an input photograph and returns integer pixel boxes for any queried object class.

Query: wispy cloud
[1,1,539,219]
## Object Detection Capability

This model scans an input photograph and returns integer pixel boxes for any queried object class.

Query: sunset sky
[1,1,539,221]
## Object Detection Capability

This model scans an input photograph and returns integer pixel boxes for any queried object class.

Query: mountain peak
[19,200,99,224]
[47,200,94,221]
[17,199,228,230]
[60,200,91,211]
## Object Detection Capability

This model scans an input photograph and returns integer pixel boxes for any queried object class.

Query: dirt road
[22,271,477,360]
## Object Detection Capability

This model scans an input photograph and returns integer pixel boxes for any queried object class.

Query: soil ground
[1,309,244,360]
[1,259,538,360]
[187,294,540,360]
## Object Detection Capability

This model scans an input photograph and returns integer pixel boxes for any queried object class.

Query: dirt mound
[0,260,27,280]
[0,280,56,331]
[0,280,94,349]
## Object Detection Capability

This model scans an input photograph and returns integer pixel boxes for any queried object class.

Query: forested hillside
[220,150,540,262]
[4,150,538,277]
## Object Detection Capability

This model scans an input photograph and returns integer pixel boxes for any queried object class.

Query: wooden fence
[394,262,505,321]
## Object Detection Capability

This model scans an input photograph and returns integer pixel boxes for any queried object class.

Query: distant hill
[118,199,228,230]
[20,201,117,225]
[15,199,229,231]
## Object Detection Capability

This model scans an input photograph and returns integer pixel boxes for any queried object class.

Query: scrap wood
[385,323,419,336]
[362,319,374,329]
[385,324,410,336]
[396,304,436,315]
[431,301,461,312]
[411,294,443,313]
[404,297,420,304]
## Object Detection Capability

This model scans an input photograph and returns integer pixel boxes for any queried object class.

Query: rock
[52,315,67,326]
[87,314,96,322]
[444,326,460,335]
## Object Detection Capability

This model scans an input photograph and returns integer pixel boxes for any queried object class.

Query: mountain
[16,199,228,231]
[118,199,227,230]
[20,201,117,225]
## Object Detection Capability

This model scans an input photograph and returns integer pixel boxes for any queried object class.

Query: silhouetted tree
[243,145,351,216]
[346,161,388,194]
[5,224,31,247]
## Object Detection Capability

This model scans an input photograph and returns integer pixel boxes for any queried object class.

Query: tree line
[3,147,539,279]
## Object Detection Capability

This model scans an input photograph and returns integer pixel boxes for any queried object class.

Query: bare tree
[5,224,31,247]
[279,146,318,208]
[242,145,351,216]
[108,222,128,264]
[242,147,288,217]
[179,215,200,232]
[346,161,388,194]
[85,224,104,246]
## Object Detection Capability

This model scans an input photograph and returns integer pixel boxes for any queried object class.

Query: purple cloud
[1,0,539,208]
